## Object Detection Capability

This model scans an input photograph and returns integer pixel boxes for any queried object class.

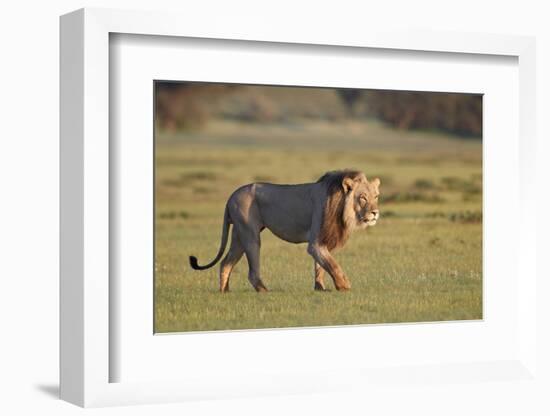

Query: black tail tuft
[189,256,200,270]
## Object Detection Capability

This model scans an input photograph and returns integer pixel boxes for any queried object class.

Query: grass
[154,119,482,333]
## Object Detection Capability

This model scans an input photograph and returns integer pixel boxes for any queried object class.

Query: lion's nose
[372,210,379,219]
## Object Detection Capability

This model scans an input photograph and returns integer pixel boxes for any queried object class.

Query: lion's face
[347,176,381,228]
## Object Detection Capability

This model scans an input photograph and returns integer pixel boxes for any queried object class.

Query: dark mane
[317,169,362,193]
[317,170,362,250]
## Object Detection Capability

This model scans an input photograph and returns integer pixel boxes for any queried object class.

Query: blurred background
[155,82,482,137]
[154,82,482,332]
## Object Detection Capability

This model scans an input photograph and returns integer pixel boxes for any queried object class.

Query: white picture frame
[60,7,538,408]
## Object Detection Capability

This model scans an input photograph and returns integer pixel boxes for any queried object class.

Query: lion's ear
[342,177,355,193]
[372,177,381,188]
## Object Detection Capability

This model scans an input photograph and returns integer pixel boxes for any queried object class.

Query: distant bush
[449,210,482,223]
[414,178,436,189]
[363,90,482,137]
[382,191,444,204]
[441,176,482,194]
[158,210,190,220]
[220,94,282,123]
[162,171,219,188]
[425,211,446,219]
[180,171,219,181]
[155,82,237,131]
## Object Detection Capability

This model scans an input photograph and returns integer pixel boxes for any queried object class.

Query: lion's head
[318,170,381,250]
[342,173,381,228]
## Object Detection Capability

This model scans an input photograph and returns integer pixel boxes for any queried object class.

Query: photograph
[154,82,483,333]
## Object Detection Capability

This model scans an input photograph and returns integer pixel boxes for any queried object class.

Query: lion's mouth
[362,217,378,226]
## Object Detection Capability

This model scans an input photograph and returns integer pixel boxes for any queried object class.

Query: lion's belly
[255,183,313,244]
[264,222,310,244]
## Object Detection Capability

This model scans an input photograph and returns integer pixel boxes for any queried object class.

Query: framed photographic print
[60,8,539,408]
[152,81,483,333]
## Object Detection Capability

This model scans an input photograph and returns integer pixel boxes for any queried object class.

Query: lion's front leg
[307,244,351,291]
[314,261,327,291]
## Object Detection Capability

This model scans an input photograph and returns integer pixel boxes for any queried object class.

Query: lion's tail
[189,205,231,271]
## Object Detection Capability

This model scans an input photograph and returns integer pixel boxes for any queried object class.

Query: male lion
[189,169,381,292]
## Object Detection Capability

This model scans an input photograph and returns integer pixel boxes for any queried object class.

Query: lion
[189,169,381,292]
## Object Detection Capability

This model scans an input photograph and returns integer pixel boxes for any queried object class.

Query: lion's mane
[317,170,363,250]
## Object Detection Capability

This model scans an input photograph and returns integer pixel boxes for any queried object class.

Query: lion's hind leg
[219,229,244,293]
[229,194,268,293]
[235,226,268,292]
[242,235,268,292]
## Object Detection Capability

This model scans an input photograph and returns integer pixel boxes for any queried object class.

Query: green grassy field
[154,119,482,333]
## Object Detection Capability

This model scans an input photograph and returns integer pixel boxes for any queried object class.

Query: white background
[1,1,549,415]
[112,34,519,383]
